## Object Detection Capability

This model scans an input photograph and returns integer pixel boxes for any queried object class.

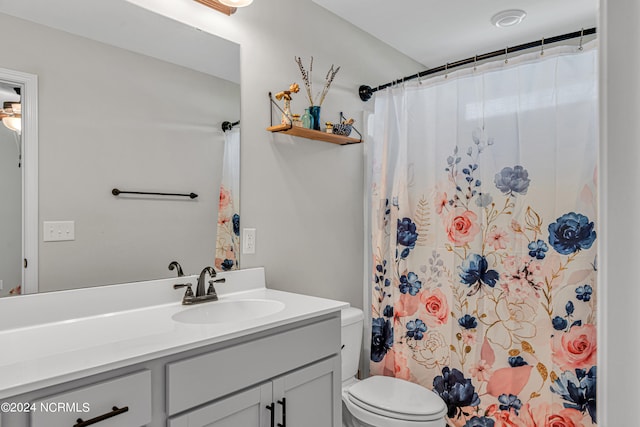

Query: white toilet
[341,307,448,427]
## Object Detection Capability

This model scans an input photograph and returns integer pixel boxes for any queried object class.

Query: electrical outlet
[243,228,256,254]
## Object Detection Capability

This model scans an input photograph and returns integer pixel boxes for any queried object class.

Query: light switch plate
[43,221,75,242]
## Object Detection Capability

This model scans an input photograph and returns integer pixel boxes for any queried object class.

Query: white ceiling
[0,0,240,83]
[312,0,598,70]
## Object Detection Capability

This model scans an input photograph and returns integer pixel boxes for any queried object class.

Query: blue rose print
[464,417,495,427]
[548,212,596,255]
[576,284,593,302]
[232,213,240,236]
[498,394,522,414]
[371,317,394,363]
[399,272,422,295]
[528,239,548,260]
[406,319,427,340]
[552,316,568,331]
[459,254,500,295]
[458,314,478,330]
[220,259,235,271]
[551,366,597,423]
[494,165,531,196]
[397,217,419,258]
[433,367,481,419]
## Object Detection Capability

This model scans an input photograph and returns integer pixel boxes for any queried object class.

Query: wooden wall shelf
[267,124,362,145]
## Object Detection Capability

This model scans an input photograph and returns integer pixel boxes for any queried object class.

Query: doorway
[0,68,38,295]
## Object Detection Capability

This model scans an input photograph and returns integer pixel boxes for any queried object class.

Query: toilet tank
[341,307,364,382]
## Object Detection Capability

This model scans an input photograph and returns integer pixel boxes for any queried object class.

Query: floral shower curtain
[216,127,240,271]
[368,43,597,427]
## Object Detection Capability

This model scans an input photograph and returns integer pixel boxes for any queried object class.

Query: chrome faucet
[174,266,226,305]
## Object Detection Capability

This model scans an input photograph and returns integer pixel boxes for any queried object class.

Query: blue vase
[309,106,321,131]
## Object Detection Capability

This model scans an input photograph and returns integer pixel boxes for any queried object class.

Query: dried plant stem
[295,56,314,106]
[317,65,340,106]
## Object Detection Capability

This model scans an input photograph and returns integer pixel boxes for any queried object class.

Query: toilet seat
[345,376,447,424]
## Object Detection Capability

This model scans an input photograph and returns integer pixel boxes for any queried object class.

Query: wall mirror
[0,0,241,296]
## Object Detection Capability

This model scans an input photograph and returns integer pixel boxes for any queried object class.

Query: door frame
[0,68,38,294]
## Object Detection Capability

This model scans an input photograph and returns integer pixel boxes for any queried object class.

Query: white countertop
[0,268,348,399]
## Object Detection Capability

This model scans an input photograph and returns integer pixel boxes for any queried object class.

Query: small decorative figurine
[274,83,300,125]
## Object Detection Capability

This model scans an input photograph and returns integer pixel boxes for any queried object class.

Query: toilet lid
[347,376,447,422]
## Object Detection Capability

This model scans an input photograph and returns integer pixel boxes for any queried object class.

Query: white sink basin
[172,299,286,324]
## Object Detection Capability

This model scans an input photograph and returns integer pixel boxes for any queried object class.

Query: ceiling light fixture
[193,0,236,16]
[0,102,21,134]
[218,0,253,6]
[491,9,527,28]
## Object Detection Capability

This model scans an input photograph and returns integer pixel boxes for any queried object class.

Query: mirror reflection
[0,0,240,296]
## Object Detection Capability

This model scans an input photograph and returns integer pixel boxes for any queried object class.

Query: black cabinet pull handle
[266,403,275,427]
[277,398,286,427]
[73,406,128,427]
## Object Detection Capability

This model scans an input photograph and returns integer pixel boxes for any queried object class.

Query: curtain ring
[504,47,509,64]
[579,27,584,51]
[540,37,545,56]
[444,63,449,79]
[473,55,478,72]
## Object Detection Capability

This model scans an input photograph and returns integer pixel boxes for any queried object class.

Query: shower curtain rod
[358,27,596,102]
[221,120,240,132]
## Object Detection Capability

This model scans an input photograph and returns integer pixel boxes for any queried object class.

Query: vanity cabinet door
[272,356,341,427]
[168,383,272,427]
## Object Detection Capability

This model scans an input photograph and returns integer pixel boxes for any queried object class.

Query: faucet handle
[173,283,194,297]
[206,280,219,300]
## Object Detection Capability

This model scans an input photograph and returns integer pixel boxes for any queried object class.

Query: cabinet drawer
[31,370,151,427]
[166,315,340,415]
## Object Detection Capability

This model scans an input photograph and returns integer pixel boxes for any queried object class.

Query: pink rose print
[395,292,420,317]
[517,402,585,427]
[420,288,449,327]
[380,349,412,381]
[551,324,597,371]
[445,208,480,246]
[219,186,231,211]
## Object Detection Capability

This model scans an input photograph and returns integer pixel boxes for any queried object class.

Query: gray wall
[131,0,423,309]
[0,125,21,296]
[599,0,640,423]
[0,12,240,292]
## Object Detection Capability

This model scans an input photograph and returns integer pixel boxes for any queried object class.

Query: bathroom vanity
[0,268,347,427]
